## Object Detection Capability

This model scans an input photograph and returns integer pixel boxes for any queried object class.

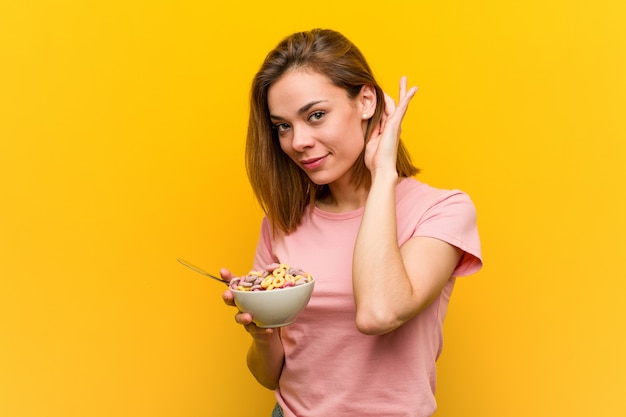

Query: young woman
[221,28,482,417]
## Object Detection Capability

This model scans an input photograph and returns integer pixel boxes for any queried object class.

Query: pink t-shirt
[253,178,482,417]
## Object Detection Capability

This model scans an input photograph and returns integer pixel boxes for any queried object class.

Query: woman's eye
[274,123,290,132]
[309,111,325,122]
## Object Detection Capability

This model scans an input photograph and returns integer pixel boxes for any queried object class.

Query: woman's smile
[299,154,329,170]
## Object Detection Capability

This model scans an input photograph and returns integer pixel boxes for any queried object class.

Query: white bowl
[231,280,314,328]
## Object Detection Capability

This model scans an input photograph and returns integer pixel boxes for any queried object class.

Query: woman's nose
[291,126,315,151]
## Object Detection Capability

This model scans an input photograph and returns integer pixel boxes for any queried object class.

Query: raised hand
[364,76,418,177]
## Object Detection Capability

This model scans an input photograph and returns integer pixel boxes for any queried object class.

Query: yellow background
[1,1,624,416]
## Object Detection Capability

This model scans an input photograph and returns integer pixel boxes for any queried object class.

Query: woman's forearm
[246,332,284,390]
[352,171,416,335]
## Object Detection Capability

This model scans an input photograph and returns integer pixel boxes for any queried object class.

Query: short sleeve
[413,191,483,277]
[252,217,279,270]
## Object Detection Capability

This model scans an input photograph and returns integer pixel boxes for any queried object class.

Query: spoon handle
[177,258,230,285]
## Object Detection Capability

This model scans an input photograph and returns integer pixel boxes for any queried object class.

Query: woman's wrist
[370,168,399,187]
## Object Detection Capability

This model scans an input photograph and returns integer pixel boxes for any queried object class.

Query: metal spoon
[177,258,230,285]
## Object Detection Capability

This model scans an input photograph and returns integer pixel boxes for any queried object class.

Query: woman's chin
[305,173,332,186]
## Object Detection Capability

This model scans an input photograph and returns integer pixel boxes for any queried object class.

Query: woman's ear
[359,85,377,119]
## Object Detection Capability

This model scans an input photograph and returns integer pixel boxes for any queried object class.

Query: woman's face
[267,69,374,186]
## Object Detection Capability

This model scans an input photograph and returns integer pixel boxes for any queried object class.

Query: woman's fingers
[398,75,418,101]
[387,82,418,129]
[400,85,418,108]
[399,76,408,98]
[378,92,396,134]
[222,289,235,306]
[399,79,419,111]
[223,291,274,335]
[220,267,235,281]
[240,314,275,336]
[383,91,396,114]
[236,311,253,325]
[381,77,418,125]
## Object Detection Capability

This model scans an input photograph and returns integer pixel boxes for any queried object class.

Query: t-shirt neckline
[311,178,413,220]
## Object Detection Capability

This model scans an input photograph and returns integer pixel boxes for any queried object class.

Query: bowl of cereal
[229,263,314,328]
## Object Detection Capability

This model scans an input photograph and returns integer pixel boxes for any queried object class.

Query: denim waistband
[271,403,284,417]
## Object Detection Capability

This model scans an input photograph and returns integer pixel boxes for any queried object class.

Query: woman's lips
[300,155,327,170]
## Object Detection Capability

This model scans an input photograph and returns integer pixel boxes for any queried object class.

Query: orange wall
[1,1,624,416]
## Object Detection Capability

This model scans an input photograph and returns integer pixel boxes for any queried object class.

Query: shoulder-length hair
[245,28,419,234]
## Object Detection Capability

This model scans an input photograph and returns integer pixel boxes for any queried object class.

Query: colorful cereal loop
[261,276,274,289]
[272,276,286,288]
[272,268,286,278]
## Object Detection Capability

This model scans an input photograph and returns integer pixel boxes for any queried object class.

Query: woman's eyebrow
[270,100,327,120]
[297,100,326,115]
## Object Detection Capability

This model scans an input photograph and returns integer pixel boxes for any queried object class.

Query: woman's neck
[316,183,369,213]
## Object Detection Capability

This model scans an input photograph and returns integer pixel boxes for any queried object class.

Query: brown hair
[245,28,419,234]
